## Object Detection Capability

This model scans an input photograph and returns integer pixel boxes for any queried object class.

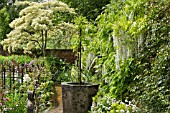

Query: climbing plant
[70,0,170,112]
[129,0,170,112]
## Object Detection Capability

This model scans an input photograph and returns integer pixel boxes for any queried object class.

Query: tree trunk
[44,31,47,56]
[41,30,45,57]
[41,30,48,57]
[79,28,82,84]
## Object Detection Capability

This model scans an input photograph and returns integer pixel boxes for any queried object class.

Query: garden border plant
[0,55,55,113]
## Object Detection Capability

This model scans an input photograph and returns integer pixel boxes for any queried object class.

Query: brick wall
[46,49,77,64]
[0,46,77,64]
[0,45,8,56]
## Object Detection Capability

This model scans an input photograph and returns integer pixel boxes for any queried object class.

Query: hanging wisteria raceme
[112,33,133,70]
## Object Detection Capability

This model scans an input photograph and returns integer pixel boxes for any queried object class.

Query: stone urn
[61,82,99,113]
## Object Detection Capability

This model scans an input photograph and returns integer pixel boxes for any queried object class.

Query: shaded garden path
[47,85,63,113]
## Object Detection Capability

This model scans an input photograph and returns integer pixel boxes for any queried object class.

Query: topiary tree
[1,1,75,56]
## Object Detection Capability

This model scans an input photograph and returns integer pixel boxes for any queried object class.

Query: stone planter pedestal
[61,82,99,113]
[27,90,35,113]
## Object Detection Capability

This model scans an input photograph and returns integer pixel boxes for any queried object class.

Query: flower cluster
[111,99,138,113]
[23,74,31,82]
[91,96,139,113]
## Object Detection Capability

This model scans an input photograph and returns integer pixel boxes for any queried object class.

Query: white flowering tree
[1,1,75,56]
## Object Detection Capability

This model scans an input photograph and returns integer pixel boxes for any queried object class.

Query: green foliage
[0,7,10,41]
[128,0,170,112]
[59,0,110,20]
[0,0,21,41]
[1,1,75,56]
[109,59,135,99]
[71,16,92,50]
[28,59,54,112]
[69,0,170,112]
[90,95,138,113]
[0,0,7,9]
[4,91,27,113]
[0,56,55,112]
[47,11,75,49]
[70,16,100,83]
[0,0,169,112]
[45,56,72,82]
[35,80,54,112]
[1,84,28,113]
[19,58,54,112]
[18,0,44,2]
[0,55,32,64]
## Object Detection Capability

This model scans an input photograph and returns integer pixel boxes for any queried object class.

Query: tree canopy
[60,0,110,20]
[0,7,10,41]
[1,1,75,56]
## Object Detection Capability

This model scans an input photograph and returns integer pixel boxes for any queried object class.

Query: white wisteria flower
[120,109,125,113]
[23,74,31,82]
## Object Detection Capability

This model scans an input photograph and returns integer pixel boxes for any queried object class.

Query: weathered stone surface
[61,82,99,113]
[27,91,35,113]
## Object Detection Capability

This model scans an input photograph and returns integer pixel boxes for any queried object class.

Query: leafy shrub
[0,84,27,113]
[45,56,72,82]
[130,46,170,113]
[0,57,54,113]
[4,92,27,113]
[0,55,32,64]
[21,59,54,113]
[90,95,138,113]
